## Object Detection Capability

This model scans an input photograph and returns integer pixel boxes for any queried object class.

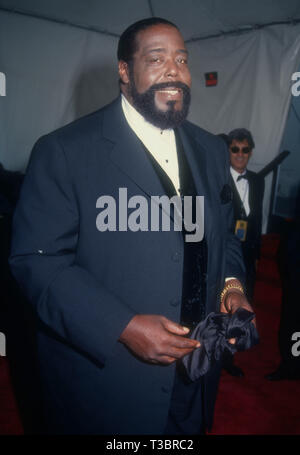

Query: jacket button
[170,299,180,307]
[172,252,180,262]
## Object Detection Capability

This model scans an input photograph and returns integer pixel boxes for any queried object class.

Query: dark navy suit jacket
[10,97,245,434]
[230,170,265,259]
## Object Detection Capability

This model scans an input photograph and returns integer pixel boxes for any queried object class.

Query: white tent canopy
[1,0,300,230]
[0,0,300,40]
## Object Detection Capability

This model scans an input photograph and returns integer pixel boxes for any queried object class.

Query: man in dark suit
[228,129,265,302]
[9,18,253,434]
[222,129,264,377]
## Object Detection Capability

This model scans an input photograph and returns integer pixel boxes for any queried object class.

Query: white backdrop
[187,24,300,230]
[0,11,119,171]
[1,9,300,229]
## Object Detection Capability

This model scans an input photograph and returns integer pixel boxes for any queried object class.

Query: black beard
[128,72,191,130]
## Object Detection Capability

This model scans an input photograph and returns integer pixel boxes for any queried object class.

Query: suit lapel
[177,125,207,197]
[230,173,243,217]
[177,124,213,237]
[102,97,167,199]
[247,172,254,216]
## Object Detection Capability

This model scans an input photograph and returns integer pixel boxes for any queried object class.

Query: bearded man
[10,18,253,435]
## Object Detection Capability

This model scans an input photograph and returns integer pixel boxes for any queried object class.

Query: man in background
[222,128,264,377]
[228,128,264,302]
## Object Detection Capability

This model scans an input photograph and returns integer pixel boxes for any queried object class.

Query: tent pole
[147,0,155,17]
[186,19,300,43]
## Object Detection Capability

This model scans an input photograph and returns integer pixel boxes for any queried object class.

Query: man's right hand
[119,314,200,365]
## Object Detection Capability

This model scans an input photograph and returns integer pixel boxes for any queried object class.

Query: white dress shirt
[230,166,250,216]
[121,94,181,195]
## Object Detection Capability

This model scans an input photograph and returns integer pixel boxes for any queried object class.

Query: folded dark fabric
[182,308,259,381]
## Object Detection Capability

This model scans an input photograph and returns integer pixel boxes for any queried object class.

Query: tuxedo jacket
[10,97,245,434]
[230,170,265,260]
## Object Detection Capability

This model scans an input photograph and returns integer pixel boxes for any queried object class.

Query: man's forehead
[142,45,188,54]
[135,24,186,52]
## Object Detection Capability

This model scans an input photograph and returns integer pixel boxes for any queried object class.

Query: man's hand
[219,280,256,344]
[220,290,254,316]
[119,314,200,365]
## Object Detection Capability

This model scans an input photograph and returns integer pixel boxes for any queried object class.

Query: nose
[164,58,178,78]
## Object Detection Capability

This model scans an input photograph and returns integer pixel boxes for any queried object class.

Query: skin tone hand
[219,280,256,344]
[119,314,201,365]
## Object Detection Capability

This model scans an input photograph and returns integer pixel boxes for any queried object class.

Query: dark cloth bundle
[182,308,259,381]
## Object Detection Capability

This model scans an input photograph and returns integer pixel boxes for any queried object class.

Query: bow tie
[237,173,248,182]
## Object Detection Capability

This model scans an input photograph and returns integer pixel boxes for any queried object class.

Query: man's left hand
[219,282,256,344]
[220,290,254,317]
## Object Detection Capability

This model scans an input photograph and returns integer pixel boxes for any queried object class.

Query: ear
[118,60,130,85]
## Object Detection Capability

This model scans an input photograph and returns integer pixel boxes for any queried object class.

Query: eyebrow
[143,47,188,56]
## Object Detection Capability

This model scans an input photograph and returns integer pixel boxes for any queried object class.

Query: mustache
[148,81,190,93]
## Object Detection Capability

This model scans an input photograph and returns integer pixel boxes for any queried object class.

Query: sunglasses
[230,146,251,154]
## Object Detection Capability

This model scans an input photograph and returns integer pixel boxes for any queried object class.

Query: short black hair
[228,128,255,149]
[117,17,179,63]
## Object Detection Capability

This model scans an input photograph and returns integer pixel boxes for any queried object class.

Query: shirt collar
[230,166,247,182]
[121,94,174,141]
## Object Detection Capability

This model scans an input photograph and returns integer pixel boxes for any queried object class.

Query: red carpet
[0,357,23,434]
[211,234,300,435]
[0,234,299,434]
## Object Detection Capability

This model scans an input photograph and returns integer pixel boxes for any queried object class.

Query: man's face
[119,24,192,129]
[229,139,252,173]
